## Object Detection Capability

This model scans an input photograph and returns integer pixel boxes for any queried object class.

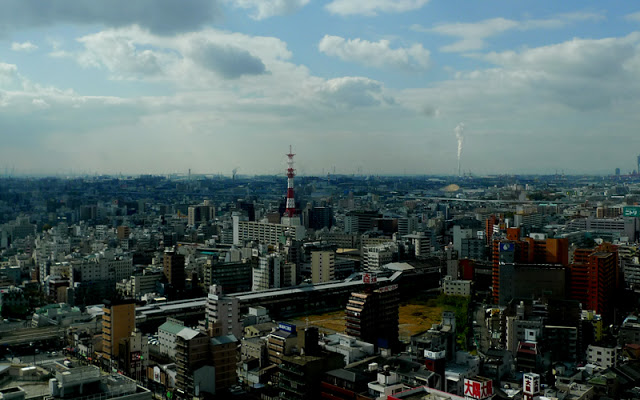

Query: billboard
[624,206,640,217]
[377,284,398,293]
[523,373,540,395]
[499,242,515,252]
[278,322,296,333]
[363,273,377,284]
[463,378,493,400]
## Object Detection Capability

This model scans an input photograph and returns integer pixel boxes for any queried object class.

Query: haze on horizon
[1,0,640,176]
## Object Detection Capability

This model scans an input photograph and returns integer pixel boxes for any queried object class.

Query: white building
[206,285,241,338]
[587,344,618,368]
[442,277,472,297]
[403,232,432,259]
[320,333,375,365]
[252,254,295,291]
[362,245,393,270]
[233,216,305,247]
[158,319,186,359]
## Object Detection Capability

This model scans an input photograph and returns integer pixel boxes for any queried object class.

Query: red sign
[464,379,493,400]
[363,273,377,284]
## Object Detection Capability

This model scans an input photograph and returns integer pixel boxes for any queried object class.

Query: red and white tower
[284,145,296,218]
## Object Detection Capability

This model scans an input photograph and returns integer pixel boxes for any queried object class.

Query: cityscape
[1,153,640,400]
[3,1,640,400]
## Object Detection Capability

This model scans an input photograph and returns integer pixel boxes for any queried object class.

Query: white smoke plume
[454,122,464,175]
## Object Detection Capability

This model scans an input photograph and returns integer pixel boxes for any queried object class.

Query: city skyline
[1,1,640,175]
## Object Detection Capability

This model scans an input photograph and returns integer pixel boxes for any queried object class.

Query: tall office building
[252,254,295,291]
[345,278,399,350]
[102,299,136,363]
[311,251,335,283]
[163,248,185,290]
[187,201,215,226]
[492,237,569,304]
[569,243,619,321]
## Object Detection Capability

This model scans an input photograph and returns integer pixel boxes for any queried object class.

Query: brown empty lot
[291,303,445,341]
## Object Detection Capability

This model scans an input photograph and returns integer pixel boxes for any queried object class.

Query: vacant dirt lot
[290,303,445,341]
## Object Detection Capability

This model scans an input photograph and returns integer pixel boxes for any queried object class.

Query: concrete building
[404,232,432,259]
[319,333,375,365]
[453,226,473,255]
[442,277,472,297]
[492,236,569,303]
[210,334,238,391]
[345,283,399,350]
[587,344,618,368]
[233,217,305,247]
[187,201,215,226]
[206,284,241,338]
[252,254,294,291]
[158,318,186,359]
[311,251,335,284]
[175,327,210,397]
[163,249,185,290]
[49,363,151,400]
[569,243,618,321]
[103,299,136,364]
[362,244,393,270]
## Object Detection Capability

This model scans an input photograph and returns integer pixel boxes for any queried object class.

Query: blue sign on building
[499,242,515,252]
[278,322,296,333]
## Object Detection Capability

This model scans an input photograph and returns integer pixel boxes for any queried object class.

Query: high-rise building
[305,206,333,230]
[102,299,136,363]
[252,254,295,291]
[187,201,215,226]
[345,279,399,350]
[163,249,185,290]
[206,285,241,338]
[175,328,210,396]
[492,237,569,304]
[568,243,619,321]
[311,251,335,283]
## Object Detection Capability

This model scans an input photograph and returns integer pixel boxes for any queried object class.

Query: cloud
[189,40,267,79]
[398,32,640,115]
[319,35,430,71]
[225,0,309,20]
[316,77,392,108]
[626,12,640,22]
[32,99,50,109]
[420,12,606,52]
[76,29,164,79]
[0,0,221,35]
[0,62,18,84]
[326,0,429,17]
[11,41,38,52]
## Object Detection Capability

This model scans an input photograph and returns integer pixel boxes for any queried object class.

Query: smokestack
[454,123,464,176]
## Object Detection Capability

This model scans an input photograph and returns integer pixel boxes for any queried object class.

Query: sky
[1,1,640,176]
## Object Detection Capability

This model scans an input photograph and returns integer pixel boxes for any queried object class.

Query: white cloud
[225,0,309,20]
[316,76,391,108]
[421,12,606,52]
[398,32,640,116]
[326,0,429,17]
[11,41,38,52]
[0,62,18,84]
[319,35,430,71]
[32,98,50,109]
[626,12,640,22]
